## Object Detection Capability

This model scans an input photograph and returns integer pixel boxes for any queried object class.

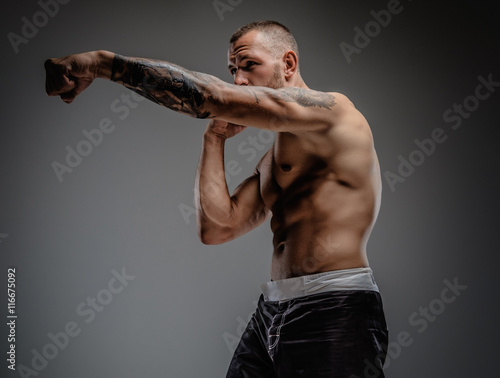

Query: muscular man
[45,20,388,378]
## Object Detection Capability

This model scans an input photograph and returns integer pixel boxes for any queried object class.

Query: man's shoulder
[326,91,368,129]
[326,91,356,110]
[288,89,364,133]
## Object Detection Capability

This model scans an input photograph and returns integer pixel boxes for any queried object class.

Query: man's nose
[233,70,249,86]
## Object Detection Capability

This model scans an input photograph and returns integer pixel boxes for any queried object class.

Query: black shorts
[226,272,388,378]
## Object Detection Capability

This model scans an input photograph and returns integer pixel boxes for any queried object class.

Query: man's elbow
[198,231,224,245]
[197,225,232,245]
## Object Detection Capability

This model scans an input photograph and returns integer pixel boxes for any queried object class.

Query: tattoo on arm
[110,54,335,123]
[110,54,220,119]
[273,88,336,109]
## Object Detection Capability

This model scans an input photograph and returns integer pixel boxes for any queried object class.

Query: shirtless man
[45,20,388,378]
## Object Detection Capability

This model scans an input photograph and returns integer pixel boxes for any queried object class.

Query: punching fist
[44,51,111,104]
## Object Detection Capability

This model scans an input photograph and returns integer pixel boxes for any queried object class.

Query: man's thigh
[226,296,277,378]
[226,291,388,378]
[274,291,388,378]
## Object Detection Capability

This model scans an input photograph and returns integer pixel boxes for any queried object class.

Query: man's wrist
[92,50,115,80]
[204,128,227,143]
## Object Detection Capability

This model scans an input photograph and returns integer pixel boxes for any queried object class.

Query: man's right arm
[195,120,270,245]
[45,51,341,133]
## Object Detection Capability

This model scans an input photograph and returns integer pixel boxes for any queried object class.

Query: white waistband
[260,267,379,302]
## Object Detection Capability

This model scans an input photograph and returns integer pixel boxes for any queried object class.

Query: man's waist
[261,267,379,302]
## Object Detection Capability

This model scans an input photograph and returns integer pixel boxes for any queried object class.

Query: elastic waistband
[260,267,379,302]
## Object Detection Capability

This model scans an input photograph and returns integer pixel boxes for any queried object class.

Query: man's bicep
[212,86,342,132]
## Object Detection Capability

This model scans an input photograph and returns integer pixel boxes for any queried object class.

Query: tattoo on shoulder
[275,88,336,109]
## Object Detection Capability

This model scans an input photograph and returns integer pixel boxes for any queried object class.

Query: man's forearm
[195,131,233,232]
[98,51,223,119]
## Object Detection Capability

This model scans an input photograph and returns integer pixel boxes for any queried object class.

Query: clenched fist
[206,120,247,140]
[44,50,113,104]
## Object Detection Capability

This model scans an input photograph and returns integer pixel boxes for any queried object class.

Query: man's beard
[265,63,285,89]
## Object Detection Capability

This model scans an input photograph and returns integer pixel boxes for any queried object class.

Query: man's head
[228,20,301,89]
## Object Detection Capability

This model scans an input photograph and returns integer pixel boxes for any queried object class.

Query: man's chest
[257,133,332,209]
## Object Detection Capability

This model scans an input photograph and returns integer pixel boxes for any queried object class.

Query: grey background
[1,0,499,377]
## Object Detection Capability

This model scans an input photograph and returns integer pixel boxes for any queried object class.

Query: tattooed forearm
[110,54,220,119]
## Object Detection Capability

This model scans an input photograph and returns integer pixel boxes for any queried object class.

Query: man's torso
[256,100,382,280]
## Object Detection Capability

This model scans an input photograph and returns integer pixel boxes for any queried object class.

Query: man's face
[228,30,285,89]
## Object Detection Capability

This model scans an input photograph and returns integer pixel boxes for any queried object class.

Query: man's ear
[283,50,299,79]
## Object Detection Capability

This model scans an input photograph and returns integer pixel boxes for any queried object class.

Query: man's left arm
[45,50,346,132]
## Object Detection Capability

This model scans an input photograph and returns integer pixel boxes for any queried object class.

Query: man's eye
[230,61,256,75]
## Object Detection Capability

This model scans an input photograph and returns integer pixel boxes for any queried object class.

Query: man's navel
[280,164,292,172]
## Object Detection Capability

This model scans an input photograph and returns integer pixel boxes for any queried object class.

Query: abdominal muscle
[270,221,371,280]
[269,186,374,280]
[259,139,380,281]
